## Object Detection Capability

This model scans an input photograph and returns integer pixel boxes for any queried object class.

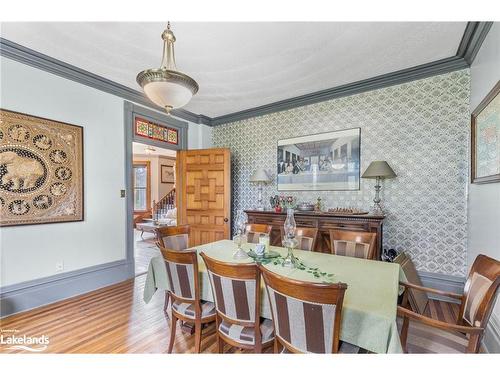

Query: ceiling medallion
[137,22,199,114]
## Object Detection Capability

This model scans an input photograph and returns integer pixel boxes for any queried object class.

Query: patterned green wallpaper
[213,69,471,276]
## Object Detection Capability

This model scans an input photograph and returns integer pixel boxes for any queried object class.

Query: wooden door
[176,148,231,246]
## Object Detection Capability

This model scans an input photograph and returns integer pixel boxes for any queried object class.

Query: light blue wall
[0,57,211,288]
[468,22,500,353]
[0,57,128,287]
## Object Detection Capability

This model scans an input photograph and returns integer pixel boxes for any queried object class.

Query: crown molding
[0,37,211,126]
[211,55,469,125]
[0,22,493,127]
[173,108,212,125]
[456,21,494,64]
[210,21,492,126]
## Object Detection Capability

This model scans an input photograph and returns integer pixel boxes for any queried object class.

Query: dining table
[143,239,405,354]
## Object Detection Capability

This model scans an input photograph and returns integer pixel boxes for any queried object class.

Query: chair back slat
[165,261,195,300]
[160,247,198,302]
[163,234,189,251]
[279,227,318,251]
[259,265,347,353]
[333,240,370,258]
[460,254,500,328]
[329,229,376,259]
[245,224,272,244]
[201,253,260,324]
[208,272,256,322]
[156,225,190,250]
[267,286,337,353]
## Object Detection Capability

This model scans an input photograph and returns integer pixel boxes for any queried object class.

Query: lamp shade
[250,168,270,183]
[361,161,397,179]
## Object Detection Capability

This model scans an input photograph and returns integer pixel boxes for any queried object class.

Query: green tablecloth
[144,240,404,354]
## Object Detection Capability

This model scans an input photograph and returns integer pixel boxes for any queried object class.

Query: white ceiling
[1,22,467,118]
[132,142,176,157]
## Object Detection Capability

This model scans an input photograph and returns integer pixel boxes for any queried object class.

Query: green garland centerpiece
[253,252,335,283]
[248,208,335,283]
[247,246,335,283]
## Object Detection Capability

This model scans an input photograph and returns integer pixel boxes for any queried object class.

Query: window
[133,162,151,212]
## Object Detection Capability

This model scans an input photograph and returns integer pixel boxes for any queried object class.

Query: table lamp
[250,168,270,211]
[361,161,396,215]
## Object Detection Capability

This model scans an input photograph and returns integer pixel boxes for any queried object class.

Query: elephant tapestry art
[0,109,83,226]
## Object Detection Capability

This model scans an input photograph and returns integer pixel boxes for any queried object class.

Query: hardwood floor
[0,275,269,354]
[424,298,460,324]
[134,230,160,276]
[0,273,460,354]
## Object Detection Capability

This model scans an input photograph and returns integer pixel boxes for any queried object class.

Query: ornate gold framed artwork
[0,109,84,226]
[471,81,500,184]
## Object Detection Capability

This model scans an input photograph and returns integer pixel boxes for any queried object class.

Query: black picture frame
[276,128,361,191]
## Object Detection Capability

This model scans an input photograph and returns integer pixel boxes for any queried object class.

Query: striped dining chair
[259,265,352,354]
[398,254,500,353]
[160,247,216,353]
[244,223,272,244]
[200,252,275,353]
[329,229,377,260]
[155,224,190,250]
[279,227,318,251]
[156,225,191,313]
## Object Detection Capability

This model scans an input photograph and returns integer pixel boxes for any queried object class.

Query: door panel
[177,148,231,246]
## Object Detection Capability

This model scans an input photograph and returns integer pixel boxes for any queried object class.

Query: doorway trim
[124,101,188,267]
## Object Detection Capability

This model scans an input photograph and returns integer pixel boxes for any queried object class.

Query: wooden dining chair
[328,229,377,260]
[398,254,500,353]
[160,247,216,353]
[200,252,275,353]
[156,225,191,313]
[279,227,318,251]
[245,223,272,244]
[155,224,190,250]
[259,265,351,353]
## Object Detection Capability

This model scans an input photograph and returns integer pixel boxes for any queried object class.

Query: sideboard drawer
[253,216,284,226]
[319,221,369,232]
[294,217,318,228]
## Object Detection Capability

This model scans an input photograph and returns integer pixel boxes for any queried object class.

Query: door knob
[223,218,229,223]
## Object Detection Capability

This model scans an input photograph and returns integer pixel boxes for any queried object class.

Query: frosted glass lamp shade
[143,80,194,110]
[250,169,270,183]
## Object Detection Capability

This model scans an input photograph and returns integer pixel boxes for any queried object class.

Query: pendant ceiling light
[137,22,199,114]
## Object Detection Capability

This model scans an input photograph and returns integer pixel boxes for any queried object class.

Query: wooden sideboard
[245,210,385,259]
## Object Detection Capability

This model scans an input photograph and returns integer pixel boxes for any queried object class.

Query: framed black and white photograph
[277,128,361,191]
